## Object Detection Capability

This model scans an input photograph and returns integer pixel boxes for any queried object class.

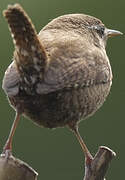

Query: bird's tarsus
[68,122,93,164]
[2,111,21,157]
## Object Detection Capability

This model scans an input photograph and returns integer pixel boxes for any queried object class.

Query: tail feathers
[3,4,47,75]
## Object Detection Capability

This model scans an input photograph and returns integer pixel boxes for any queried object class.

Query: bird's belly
[9,82,111,128]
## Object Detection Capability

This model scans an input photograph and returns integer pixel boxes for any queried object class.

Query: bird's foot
[85,154,93,166]
[1,148,12,160]
[2,140,12,160]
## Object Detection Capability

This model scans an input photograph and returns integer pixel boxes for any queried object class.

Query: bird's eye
[94,25,105,37]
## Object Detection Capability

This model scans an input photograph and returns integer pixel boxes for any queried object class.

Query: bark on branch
[0,146,115,180]
[0,153,38,180]
[84,146,116,180]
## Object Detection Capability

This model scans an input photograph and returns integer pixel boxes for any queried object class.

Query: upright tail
[3,4,48,94]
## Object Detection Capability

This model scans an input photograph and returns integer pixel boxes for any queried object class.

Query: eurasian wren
[2,4,122,161]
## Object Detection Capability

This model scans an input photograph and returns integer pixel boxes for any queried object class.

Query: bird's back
[3,29,112,128]
[2,11,113,128]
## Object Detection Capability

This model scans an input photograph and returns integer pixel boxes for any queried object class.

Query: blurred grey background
[0,0,124,179]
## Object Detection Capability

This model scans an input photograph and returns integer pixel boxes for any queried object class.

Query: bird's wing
[36,50,111,94]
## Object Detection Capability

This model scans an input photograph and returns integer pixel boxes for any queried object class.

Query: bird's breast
[9,81,111,128]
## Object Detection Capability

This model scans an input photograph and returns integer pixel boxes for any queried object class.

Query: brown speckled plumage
[2,4,122,159]
[9,82,111,128]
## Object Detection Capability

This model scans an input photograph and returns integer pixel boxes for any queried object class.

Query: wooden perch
[0,146,115,180]
[83,146,116,180]
[0,153,38,180]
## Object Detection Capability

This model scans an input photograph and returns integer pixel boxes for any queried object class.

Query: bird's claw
[1,149,12,160]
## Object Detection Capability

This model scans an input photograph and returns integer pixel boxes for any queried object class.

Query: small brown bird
[2,4,122,162]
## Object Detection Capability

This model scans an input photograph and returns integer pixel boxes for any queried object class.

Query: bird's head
[44,13,123,48]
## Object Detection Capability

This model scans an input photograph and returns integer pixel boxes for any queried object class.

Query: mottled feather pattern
[3,4,113,128]
[3,4,47,95]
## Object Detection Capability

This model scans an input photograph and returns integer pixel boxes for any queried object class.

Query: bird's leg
[69,123,93,164]
[2,111,21,156]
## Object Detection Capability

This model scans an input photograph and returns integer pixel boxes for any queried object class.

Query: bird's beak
[106,28,123,37]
